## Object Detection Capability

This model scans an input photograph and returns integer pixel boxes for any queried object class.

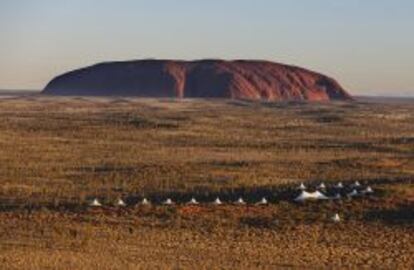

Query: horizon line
[1,89,414,99]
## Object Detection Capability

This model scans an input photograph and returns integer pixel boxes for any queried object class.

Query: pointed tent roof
[141,198,150,205]
[364,186,374,194]
[117,198,126,206]
[348,189,359,197]
[318,183,326,189]
[213,197,223,205]
[256,197,268,205]
[187,197,199,205]
[295,190,329,202]
[336,182,344,189]
[90,198,102,207]
[352,181,361,188]
[332,213,341,222]
[235,197,246,205]
[163,198,174,205]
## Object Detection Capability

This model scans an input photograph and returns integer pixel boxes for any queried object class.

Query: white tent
[213,197,223,205]
[363,186,374,194]
[141,198,150,205]
[116,198,126,207]
[163,198,174,205]
[298,183,306,190]
[352,181,361,188]
[318,183,326,189]
[235,197,246,205]
[331,193,341,200]
[256,197,268,205]
[295,190,328,202]
[335,182,344,189]
[90,198,102,207]
[187,197,199,205]
[332,213,341,222]
[347,189,359,197]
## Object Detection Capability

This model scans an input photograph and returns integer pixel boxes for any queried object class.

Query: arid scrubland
[0,96,413,269]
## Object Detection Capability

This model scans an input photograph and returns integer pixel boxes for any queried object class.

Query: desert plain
[0,94,413,269]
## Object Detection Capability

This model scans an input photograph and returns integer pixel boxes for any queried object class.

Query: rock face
[43,59,352,101]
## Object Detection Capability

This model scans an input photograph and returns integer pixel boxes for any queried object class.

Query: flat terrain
[0,95,413,269]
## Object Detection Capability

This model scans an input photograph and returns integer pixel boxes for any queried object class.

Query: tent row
[298,181,370,191]
[89,184,374,207]
[89,197,344,223]
[295,186,374,202]
[90,197,269,207]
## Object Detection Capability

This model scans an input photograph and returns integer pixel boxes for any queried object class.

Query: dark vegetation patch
[314,114,344,123]
[208,160,256,168]
[127,116,179,129]
[239,215,278,229]
[364,204,414,225]
[75,165,136,173]
[102,113,181,129]
[388,137,414,145]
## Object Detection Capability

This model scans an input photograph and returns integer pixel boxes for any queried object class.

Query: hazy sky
[1,0,413,96]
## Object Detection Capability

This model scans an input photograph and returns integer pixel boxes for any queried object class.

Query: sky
[1,0,413,96]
